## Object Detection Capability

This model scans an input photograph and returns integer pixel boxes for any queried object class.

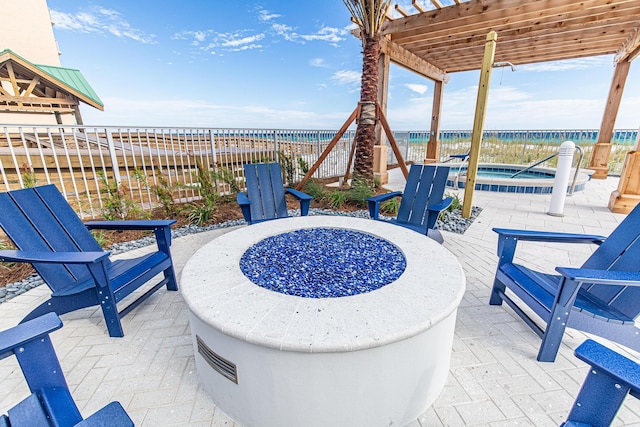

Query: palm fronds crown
[343,0,392,37]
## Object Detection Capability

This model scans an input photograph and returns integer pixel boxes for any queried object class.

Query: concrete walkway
[1,171,639,426]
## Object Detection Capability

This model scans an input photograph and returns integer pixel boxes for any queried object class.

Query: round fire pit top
[182,216,465,353]
[240,227,406,298]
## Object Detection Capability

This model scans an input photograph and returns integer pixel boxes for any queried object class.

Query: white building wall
[2,0,61,66]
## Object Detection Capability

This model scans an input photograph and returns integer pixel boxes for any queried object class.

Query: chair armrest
[237,192,250,206]
[285,188,313,201]
[286,188,313,217]
[366,191,403,219]
[0,250,109,265]
[84,220,176,231]
[237,193,252,223]
[0,313,62,360]
[366,191,403,204]
[495,229,605,266]
[556,267,640,287]
[428,197,454,214]
[493,228,606,244]
[574,339,640,395]
[75,402,134,427]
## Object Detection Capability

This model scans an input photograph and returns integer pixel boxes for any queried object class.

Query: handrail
[510,152,558,178]
[569,145,584,195]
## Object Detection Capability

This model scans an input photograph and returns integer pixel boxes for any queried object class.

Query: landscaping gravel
[0,207,481,304]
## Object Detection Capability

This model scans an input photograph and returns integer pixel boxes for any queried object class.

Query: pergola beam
[616,26,640,62]
[402,13,640,52]
[395,4,411,17]
[412,1,427,13]
[384,0,636,37]
[380,36,449,82]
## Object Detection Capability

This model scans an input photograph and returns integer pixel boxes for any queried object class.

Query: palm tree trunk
[352,35,381,185]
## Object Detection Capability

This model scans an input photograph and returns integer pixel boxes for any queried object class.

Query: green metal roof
[0,49,103,109]
[36,64,103,108]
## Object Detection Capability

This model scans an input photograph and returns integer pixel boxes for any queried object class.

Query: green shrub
[445,192,463,212]
[380,197,400,215]
[20,163,37,188]
[154,174,179,216]
[345,178,373,206]
[187,202,217,226]
[304,179,326,201]
[98,172,143,220]
[214,167,241,194]
[328,190,347,209]
[0,240,15,269]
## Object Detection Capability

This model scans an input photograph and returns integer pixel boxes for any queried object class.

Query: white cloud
[310,58,327,67]
[220,34,265,48]
[405,84,428,95]
[270,23,348,45]
[258,9,281,22]
[174,30,265,53]
[521,57,610,72]
[300,26,346,44]
[332,70,361,86]
[50,8,155,44]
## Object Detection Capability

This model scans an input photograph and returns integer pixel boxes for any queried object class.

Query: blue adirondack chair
[0,313,134,426]
[366,164,453,243]
[237,162,313,224]
[490,202,640,362]
[562,339,640,427]
[0,184,178,337]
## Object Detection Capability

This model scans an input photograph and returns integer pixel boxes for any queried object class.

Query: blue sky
[47,0,640,130]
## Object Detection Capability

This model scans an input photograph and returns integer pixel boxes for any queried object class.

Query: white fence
[1,125,635,218]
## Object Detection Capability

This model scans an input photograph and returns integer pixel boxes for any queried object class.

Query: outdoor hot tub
[447,163,592,193]
[181,216,466,427]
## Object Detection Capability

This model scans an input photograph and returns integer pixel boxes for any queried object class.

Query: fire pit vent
[197,335,238,384]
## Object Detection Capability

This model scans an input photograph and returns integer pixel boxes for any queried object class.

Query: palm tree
[344,0,392,187]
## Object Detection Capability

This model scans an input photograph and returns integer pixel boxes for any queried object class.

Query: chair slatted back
[0,185,104,291]
[397,165,449,229]
[244,163,288,222]
[581,203,640,319]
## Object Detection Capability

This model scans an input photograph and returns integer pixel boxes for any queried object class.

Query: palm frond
[343,0,392,37]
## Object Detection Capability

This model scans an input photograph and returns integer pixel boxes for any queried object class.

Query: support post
[377,104,409,179]
[296,106,359,191]
[462,31,497,219]
[376,48,391,149]
[609,129,640,213]
[588,60,631,179]
[425,80,444,163]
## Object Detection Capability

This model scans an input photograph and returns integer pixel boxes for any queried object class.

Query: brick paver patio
[1,172,639,426]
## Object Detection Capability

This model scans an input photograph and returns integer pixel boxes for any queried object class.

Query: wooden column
[462,31,497,219]
[609,131,640,213]
[425,80,444,164]
[588,60,631,179]
[376,48,391,148]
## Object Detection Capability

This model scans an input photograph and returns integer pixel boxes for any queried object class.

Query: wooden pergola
[375,0,640,213]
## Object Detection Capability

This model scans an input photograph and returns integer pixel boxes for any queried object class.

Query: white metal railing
[1,125,636,218]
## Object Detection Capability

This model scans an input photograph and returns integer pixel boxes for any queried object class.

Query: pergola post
[425,80,444,164]
[375,47,391,182]
[588,60,631,179]
[609,130,640,213]
[462,31,497,219]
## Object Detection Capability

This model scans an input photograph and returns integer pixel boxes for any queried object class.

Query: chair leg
[538,278,580,362]
[164,265,178,291]
[565,366,630,426]
[300,199,311,217]
[489,278,505,305]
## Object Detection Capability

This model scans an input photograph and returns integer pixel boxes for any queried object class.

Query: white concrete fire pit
[181,216,465,427]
